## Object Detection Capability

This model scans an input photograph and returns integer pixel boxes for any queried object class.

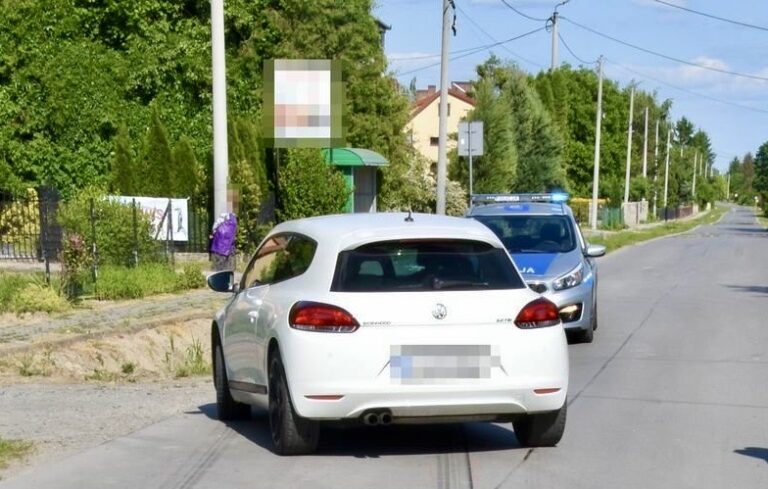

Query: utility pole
[211,0,229,218]
[550,10,559,71]
[692,152,697,198]
[590,56,604,231]
[436,0,452,214]
[642,107,649,178]
[550,1,570,71]
[664,128,671,209]
[727,173,731,200]
[623,85,635,203]
[653,118,659,216]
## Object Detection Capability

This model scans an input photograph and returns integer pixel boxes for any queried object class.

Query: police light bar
[471,193,570,205]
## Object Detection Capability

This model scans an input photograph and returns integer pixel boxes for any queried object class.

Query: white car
[207,212,569,455]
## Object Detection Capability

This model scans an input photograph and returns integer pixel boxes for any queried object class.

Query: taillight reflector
[289,301,359,333]
[305,395,344,401]
[533,388,561,395]
[515,298,560,329]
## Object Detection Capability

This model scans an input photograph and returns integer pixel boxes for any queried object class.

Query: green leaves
[276,149,348,222]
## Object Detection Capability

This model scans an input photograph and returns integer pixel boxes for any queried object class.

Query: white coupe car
[207,212,569,455]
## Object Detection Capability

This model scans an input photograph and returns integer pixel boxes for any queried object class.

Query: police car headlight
[552,263,584,291]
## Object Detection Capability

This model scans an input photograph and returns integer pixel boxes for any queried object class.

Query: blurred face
[227,188,240,214]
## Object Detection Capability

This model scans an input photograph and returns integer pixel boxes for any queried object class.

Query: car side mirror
[585,244,606,258]
[207,270,236,293]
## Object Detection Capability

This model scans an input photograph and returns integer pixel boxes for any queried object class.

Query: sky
[374,0,768,172]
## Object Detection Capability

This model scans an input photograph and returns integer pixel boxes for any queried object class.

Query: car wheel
[268,351,319,455]
[591,297,598,331]
[214,343,250,420]
[513,401,567,447]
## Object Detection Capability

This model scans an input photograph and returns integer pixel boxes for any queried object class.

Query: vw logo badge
[432,303,447,320]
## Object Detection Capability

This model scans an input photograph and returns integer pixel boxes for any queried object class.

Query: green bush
[58,187,163,267]
[0,273,32,313]
[277,148,349,221]
[176,263,205,290]
[10,283,69,314]
[95,263,204,300]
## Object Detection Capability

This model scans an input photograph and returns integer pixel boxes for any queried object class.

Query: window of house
[430,137,439,146]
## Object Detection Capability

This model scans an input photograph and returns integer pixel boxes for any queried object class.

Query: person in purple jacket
[210,212,237,271]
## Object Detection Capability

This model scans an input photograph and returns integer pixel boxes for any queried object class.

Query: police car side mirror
[585,244,606,258]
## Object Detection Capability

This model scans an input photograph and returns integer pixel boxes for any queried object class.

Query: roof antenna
[405,209,414,222]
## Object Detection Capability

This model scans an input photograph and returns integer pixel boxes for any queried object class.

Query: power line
[653,0,768,32]
[558,33,596,65]
[389,42,505,61]
[396,26,546,77]
[499,0,549,23]
[561,16,768,82]
[455,3,544,69]
[606,59,768,116]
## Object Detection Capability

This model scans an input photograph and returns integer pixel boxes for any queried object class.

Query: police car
[467,193,605,343]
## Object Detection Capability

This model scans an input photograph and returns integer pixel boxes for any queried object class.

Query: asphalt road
[2,205,766,489]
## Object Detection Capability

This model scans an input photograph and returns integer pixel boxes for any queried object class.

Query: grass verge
[755,210,768,229]
[587,206,726,253]
[0,437,33,470]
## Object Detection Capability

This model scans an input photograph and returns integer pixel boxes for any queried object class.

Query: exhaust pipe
[379,413,392,425]
[363,412,380,426]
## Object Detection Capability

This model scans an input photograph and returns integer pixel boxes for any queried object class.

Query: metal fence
[657,205,695,221]
[0,189,62,262]
[0,190,211,266]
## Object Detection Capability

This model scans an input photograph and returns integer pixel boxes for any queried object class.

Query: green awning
[323,148,389,167]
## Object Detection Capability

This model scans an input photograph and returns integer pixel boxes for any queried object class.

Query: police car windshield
[474,215,576,254]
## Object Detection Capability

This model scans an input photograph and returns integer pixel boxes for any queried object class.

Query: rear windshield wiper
[431,278,490,290]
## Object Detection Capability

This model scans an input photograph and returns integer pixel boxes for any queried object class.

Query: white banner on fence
[110,196,189,242]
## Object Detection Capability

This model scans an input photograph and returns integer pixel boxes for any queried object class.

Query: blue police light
[551,192,569,203]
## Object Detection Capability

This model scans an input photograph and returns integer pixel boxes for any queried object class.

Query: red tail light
[289,301,359,333]
[515,298,560,329]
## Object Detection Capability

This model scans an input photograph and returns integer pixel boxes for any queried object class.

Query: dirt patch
[0,318,212,384]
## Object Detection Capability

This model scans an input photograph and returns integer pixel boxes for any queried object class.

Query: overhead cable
[653,0,768,32]
[561,16,768,82]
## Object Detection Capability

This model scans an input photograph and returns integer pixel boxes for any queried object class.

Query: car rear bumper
[279,324,569,420]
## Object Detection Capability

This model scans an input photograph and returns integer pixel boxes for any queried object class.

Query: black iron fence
[0,191,212,266]
[657,205,695,221]
[0,189,61,262]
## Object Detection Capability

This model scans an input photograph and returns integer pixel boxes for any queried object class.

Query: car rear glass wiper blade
[431,278,490,290]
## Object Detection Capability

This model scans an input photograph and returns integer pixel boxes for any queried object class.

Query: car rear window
[331,239,525,292]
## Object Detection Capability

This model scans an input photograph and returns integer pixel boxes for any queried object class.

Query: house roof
[409,88,476,120]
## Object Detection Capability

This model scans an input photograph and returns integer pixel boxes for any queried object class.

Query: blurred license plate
[390,345,500,384]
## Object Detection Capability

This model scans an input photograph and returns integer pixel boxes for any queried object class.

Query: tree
[449,76,517,194]
[139,108,173,197]
[170,136,203,200]
[110,125,136,195]
[754,141,768,212]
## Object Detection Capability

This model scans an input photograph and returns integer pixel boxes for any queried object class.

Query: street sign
[458,121,483,156]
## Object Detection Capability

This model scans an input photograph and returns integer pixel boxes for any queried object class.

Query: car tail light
[289,301,359,333]
[515,298,560,329]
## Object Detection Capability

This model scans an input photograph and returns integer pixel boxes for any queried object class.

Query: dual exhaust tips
[363,411,392,426]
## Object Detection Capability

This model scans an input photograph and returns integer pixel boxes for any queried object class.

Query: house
[406,82,476,161]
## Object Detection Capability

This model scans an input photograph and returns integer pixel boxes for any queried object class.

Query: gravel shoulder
[0,287,227,479]
[0,379,213,479]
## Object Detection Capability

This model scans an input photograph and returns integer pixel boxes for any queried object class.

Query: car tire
[512,401,567,447]
[268,351,320,455]
[214,343,250,420]
[591,296,598,331]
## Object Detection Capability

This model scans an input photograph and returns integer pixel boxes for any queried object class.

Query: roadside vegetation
[0,437,33,470]
[0,263,204,315]
[587,206,725,253]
